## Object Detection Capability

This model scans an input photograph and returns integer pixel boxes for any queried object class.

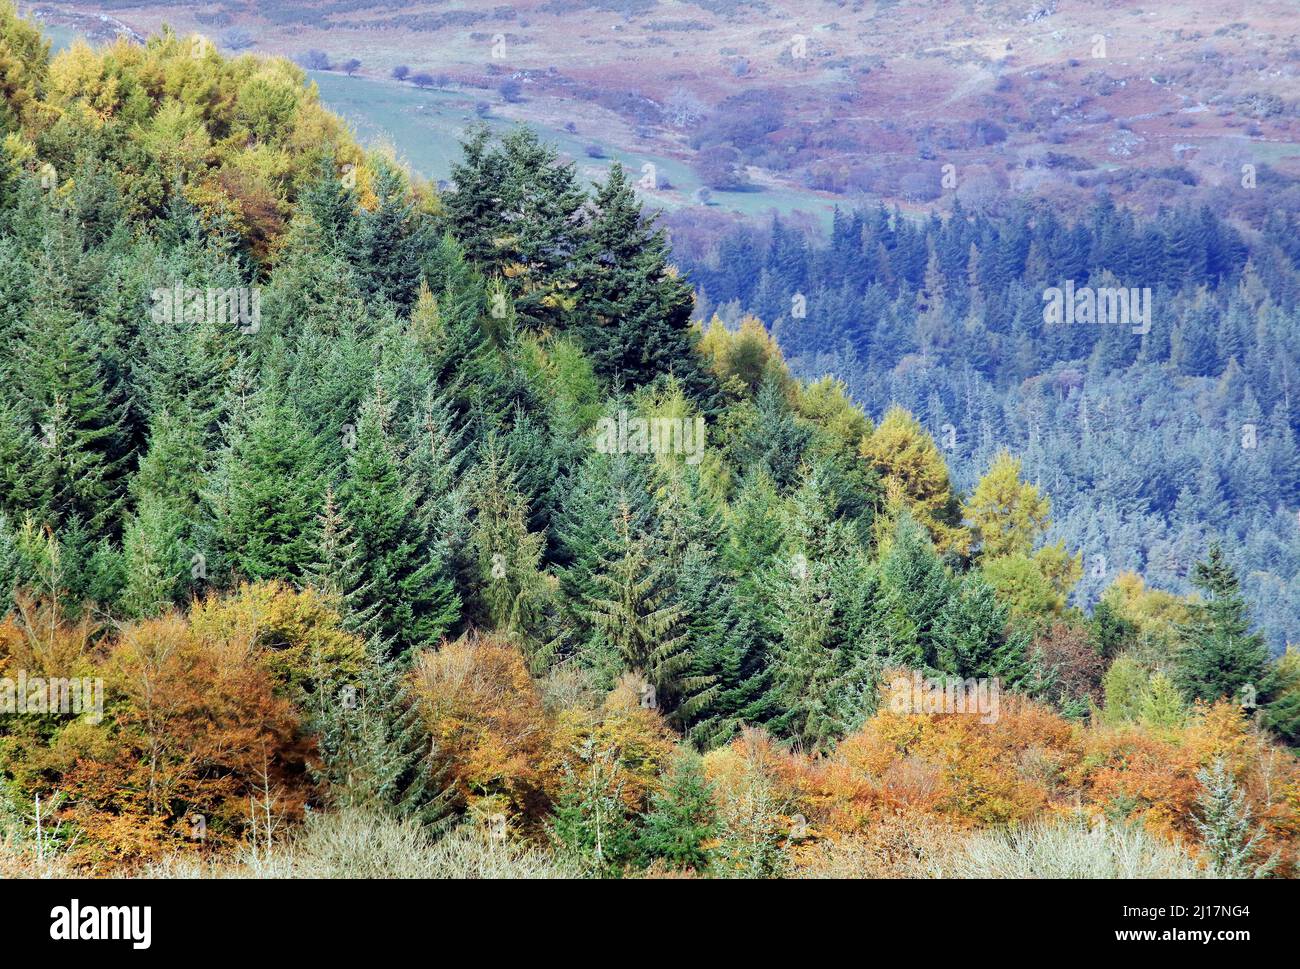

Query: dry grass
[2,809,578,879]
[797,815,1207,879]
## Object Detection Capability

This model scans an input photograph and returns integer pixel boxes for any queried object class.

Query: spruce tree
[548,743,639,877]
[18,242,130,535]
[573,162,708,395]
[1193,758,1277,878]
[348,160,435,310]
[934,573,1030,684]
[588,504,699,707]
[878,515,957,669]
[119,491,188,618]
[637,752,718,871]
[337,388,459,656]
[207,386,323,583]
[310,641,453,826]
[467,436,552,664]
[1175,544,1273,704]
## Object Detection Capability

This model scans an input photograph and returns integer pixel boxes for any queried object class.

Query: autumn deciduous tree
[1031,621,1105,711]
[412,633,552,823]
[65,612,308,863]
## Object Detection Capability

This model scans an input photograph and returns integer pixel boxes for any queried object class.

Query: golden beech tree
[187,581,365,701]
[0,583,370,867]
[412,632,552,824]
[61,612,308,865]
[544,672,676,814]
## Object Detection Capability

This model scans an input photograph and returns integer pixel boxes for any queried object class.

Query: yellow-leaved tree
[964,450,1080,622]
[861,406,969,555]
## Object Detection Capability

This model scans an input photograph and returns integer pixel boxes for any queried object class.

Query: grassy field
[308,70,842,226]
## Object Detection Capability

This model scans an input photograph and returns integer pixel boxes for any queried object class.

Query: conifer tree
[310,642,453,826]
[337,388,459,656]
[963,449,1051,559]
[18,242,130,535]
[548,743,639,877]
[1193,758,1277,878]
[1175,544,1273,704]
[588,504,698,707]
[305,485,378,636]
[348,160,435,310]
[712,759,789,879]
[878,515,957,669]
[119,491,188,618]
[678,544,770,747]
[301,154,360,252]
[573,162,707,395]
[467,436,553,664]
[934,573,1030,684]
[637,752,718,871]
[1138,671,1187,730]
[207,387,323,583]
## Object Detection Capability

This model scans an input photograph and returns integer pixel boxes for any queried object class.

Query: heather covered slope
[0,6,1296,878]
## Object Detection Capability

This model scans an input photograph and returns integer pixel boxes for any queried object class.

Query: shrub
[294,49,331,71]
[945,820,1205,879]
[412,633,552,822]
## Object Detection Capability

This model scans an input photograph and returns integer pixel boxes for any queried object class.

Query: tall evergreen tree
[337,388,460,656]
[1175,544,1273,705]
[207,386,323,583]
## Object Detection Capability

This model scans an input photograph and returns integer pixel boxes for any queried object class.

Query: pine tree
[553,448,654,647]
[878,515,957,669]
[678,544,771,748]
[934,572,1030,683]
[637,752,718,871]
[1175,544,1273,705]
[348,160,434,310]
[338,388,459,656]
[1193,758,1277,878]
[18,240,131,535]
[305,485,378,636]
[301,154,360,252]
[445,126,587,331]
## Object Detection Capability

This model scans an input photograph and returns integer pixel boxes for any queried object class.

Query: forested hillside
[681,201,1300,651]
[0,6,1297,879]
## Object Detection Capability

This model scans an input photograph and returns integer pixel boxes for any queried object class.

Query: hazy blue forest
[681,202,1300,652]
